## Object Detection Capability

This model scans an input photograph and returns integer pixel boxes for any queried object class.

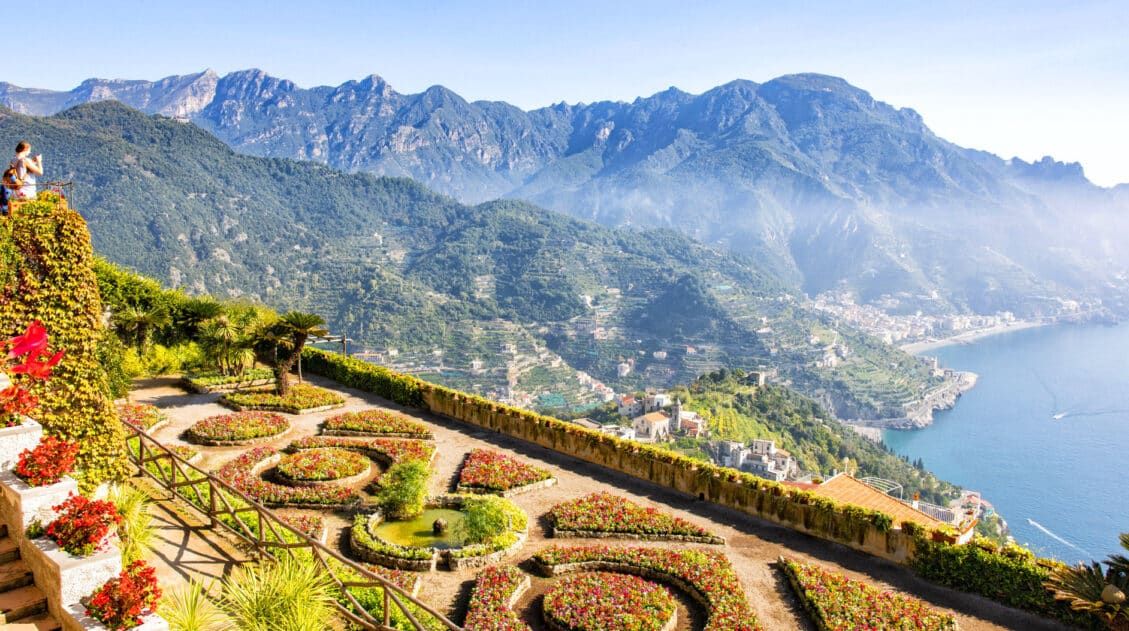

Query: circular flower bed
[187,411,289,445]
[116,402,167,431]
[276,448,369,483]
[214,446,359,507]
[543,572,677,631]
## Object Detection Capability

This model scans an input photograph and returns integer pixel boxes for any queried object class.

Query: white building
[632,412,671,442]
[643,392,671,413]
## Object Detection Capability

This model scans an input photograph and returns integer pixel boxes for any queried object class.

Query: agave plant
[161,580,229,631]
[1046,532,1129,629]
[109,484,154,565]
[216,555,336,631]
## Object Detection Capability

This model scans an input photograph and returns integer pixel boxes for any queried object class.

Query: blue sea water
[883,324,1129,563]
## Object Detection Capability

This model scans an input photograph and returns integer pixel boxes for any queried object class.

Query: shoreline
[898,320,1048,355]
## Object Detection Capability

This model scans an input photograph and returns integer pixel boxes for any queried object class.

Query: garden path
[128,375,1070,631]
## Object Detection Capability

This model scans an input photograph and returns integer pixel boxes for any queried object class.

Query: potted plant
[81,560,165,631]
[2,435,81,529]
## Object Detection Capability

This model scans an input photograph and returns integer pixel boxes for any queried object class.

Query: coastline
[898,320,1048,355]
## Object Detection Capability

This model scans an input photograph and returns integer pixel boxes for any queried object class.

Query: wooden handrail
[122,423,462,631]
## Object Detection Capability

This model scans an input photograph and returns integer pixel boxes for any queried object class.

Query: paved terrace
[128,376,1070,631]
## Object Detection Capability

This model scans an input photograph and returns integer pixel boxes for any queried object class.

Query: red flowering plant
[457,449,553,493]
[85,560,162,630]
[45,494,122,556]
[15,435,80,486]
[1,321,65,427]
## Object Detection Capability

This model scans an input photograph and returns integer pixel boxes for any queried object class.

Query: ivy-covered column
[0,192,128,489]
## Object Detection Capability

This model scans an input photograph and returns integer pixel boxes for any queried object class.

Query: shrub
[15,435,80,487]
[47,494,122,556]
[187,411,288,444]
[780,558,958,631]
[0,195,129,488]
[549,492,721,542]
[98,330,132,399]
[85,560,162,631]
[185,367,274,387]
[159,580,229,631]
[543,572,676,631]
[464,565,530,630]
[276,448,368,482]
[322,409,431,437]
[377,460,430,520]
[457,449,553,493]
[116,402,167,430]
[456,495,526,545]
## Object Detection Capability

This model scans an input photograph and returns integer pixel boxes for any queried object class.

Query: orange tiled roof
[808,474,945,530]
[635,411,670,425]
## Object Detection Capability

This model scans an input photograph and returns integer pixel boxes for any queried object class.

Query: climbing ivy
[0,193,128,489]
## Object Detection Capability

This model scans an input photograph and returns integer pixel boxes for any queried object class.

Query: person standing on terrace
[10,140,43,199]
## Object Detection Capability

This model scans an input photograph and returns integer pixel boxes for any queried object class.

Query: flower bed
[464,565,531,631]
[543,572,677,631]
[169,445,199,463]
[186,411,289,445]
[181,368,276,393]
[116,403,167,431]
[779,558,958,631]
[47,494,122,556]
[214,446,359,507]
[221,384,345,414]
[84,559,162,631]
[533,545,761,631]
[322,409,432,438]
[276,448,370,484]
[16,435,80,487]
[549,492,723,543]
[289,435,435,466]
[280,514,327,542]
[457,449,555,495]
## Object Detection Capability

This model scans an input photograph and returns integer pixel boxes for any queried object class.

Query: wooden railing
[122,423,461,631]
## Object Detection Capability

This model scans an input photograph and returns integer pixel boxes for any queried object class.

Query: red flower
[46,495,122,557]
[85,560,161,630]
[15,435,79,486]
[6,321,48,359]
[9,349,64,379]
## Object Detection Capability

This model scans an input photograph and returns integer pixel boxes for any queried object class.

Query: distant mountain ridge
[3,69,1128,316]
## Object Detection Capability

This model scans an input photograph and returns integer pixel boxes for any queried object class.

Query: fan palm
[268,311,327,395]
[113,303,171,350]
[1046,532,1129,629]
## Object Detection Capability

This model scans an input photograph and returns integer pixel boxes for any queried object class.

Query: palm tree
[1046,532,1129,630]
[112,303,172,351]
[268,311,327,396]
[198,315,257,377]
[173,297,224,342]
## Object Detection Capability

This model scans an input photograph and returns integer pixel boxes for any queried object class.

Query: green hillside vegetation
[669,369,957,504]
[0,101,945,419]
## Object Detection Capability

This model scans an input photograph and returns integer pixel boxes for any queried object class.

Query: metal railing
[122,423,461,631]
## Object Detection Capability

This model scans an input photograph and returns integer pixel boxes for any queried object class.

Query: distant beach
[899,320,1047,354]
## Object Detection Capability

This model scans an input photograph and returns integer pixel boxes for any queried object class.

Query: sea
[883,323,1129,563]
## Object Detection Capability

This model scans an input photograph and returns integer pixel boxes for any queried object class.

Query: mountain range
[0,101,941,419]
[3,69,1127,317]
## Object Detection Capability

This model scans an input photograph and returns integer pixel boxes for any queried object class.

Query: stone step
[0,536,19,564]
[5,612,64,631]
[0,558,34,592]
[0,584,48,622]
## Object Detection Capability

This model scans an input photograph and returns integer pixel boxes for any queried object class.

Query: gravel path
[129,375,1070,631]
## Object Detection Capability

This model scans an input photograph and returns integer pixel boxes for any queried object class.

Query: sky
[15,1,1129,185]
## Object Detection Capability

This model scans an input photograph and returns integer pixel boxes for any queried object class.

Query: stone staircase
[0,524,61,631]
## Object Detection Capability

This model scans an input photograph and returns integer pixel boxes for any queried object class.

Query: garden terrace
[123,373,1077,631]
[549,492,724,544]
[323,409,433,438]
[456,448,555,496]
[221,383,345,414]
[780,558,959,631]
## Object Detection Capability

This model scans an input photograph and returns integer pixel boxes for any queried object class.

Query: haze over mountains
[3,69,1128,319]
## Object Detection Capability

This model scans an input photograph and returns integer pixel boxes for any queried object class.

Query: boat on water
[1052,412,1067,420]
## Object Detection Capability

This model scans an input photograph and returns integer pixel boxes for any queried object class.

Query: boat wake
[1027,519,1092,557]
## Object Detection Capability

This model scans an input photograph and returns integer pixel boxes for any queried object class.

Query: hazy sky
[17,1,1129,185]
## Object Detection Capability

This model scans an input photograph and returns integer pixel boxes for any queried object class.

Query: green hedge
[302,349,423,407]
